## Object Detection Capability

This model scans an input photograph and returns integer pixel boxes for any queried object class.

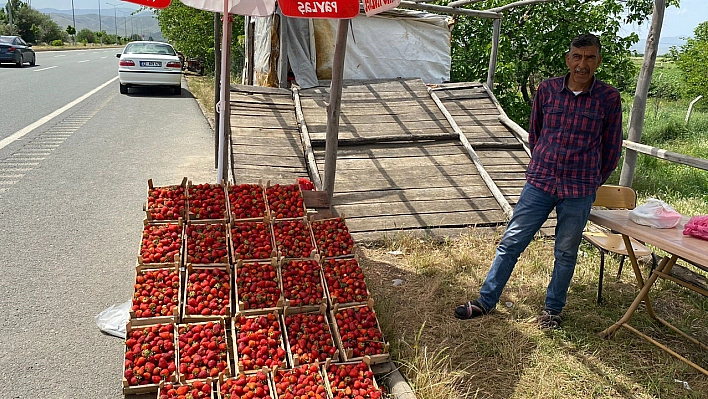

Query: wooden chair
[583,185,654,304]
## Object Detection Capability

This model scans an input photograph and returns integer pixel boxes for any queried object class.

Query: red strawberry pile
[311,218,354,258]
[282,260,324,307]
[186,223,229,264]
[177,321,229,380]
[273,363,328,399]
[334,306,385,358]
[297,177,315,191]
[220,372,273,399]
[140,223,182,264]
[273,219,314,258]
[231,221,274,261]
[147,185,186,221]
[326,362,382,399]
[159,381,211,399]
[266,184,306,219]
[323,259,369,305]
[132,268,180,319]
[236,261,281,311]
[284,312,337,365]
[184,267,231,317]
[124,324,176,387]
[229,183,267,220]
[233,313,286,371]
[188,183,226,220]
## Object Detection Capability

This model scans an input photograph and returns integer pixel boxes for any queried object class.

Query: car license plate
[140,61,161,67]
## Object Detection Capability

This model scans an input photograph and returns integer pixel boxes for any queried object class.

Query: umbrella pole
[323,19,349,204]
[216,0,230,183]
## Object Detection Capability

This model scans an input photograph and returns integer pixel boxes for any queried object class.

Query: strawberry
[233,313,286,371]
[132,267,180,319]
[231,221,274,261]
[140,223,182,264]
[188,183,226,220]
[284,312,337,364]
[186,223,228,264]
[334,306,385,358]
[184,267,231,317]
[124,324,176,387]
[297,178,315,191]
[311,218,354,258]
[323,258,370,305]
[147,184,187,221]
[266,183,306,219]
[236,261,281,310]
[273,363,328,398]
[282,260,324,307]
[159,381,212,399]
[177,321,228,381]
[273,219,314,259]
[228,183,267,220]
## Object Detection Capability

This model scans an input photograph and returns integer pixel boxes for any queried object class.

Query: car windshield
[124,43,175,56]
[0,36,16,43]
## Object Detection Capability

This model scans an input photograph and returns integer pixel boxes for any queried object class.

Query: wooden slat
[351,226,499,243]
[230,83,292,95]
[333,186,495,203]
[331,176,488,193]
[303,113,455,124]
[231,154,306,168]
[334,198,501,218]
[231,144,304,157]
[342,211,506,232]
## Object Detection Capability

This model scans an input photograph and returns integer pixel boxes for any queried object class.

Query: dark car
[0,35,36,67]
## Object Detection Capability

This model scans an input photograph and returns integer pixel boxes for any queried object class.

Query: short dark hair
[570,34,601,54]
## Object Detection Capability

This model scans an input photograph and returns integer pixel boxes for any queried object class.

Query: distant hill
[38,8,164,41]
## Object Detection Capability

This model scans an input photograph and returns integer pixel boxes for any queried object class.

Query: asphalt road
[0,48,217,397]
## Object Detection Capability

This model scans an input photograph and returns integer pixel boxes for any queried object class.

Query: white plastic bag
[629,198,682,229]
[95,300,131,339]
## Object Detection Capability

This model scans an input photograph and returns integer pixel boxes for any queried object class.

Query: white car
[117,41,182,95]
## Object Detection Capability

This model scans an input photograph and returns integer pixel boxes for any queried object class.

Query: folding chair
[583,185,654,304]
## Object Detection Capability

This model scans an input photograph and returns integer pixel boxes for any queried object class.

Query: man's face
[565,45,601,91]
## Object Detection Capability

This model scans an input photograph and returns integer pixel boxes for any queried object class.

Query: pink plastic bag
[629,198,682,228]
[683,215,708,241]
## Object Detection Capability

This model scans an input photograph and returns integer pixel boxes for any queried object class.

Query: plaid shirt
[527,75,623,198]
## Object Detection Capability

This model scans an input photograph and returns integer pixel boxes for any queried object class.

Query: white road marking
[54,54,66,57]
[0,76,118,151]
[78,60,90,63]
[34,66,58,72]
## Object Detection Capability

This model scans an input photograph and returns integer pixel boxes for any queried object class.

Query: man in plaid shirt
[455,33,624,329]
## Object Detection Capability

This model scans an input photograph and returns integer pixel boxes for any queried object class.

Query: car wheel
[29,54,36,66]
[16,55,23,68]
[172,86,181,95]
[120,83,128,94]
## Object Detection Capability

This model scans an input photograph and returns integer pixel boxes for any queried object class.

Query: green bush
[51,39,63,46]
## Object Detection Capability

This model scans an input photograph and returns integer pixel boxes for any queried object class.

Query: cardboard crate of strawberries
[158,378,213,399]
[235,259,284,316]
[231,311,288,374]
[175,320,231,383]
[266,182,307,220]
[323,359,384,399]
[321,256,371,309]
[130,264,181,326]
[187,181,229,223]
[329,302,389,365]
[182,264,232,322]
[280,258,327,314]
[184,221,230,266]
[310,216,356,259]
[144,177,188,224]
[283,305,340,367]
[217,370,274,399]
[137,219,184,267]
[272,217,318,260]
[230,219,276,264]
[228,181,270,222]
[272,362,330,399]
[122,322,179,395]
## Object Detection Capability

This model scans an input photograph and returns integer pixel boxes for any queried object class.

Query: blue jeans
[477,183,595,314]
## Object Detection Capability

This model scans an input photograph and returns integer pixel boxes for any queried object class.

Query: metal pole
[107,3,119,44]
[214,12,221,168]
[7,1,13,36]
[486,18,500,91]
[98,1,102,44]
[216,0,230,183]
[71,0,76,34]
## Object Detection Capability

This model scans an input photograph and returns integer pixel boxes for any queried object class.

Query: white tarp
[252,9,452,87]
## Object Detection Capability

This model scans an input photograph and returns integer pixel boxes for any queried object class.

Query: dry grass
[359,229,708,399]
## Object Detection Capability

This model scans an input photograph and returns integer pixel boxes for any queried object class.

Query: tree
[151,2,244,74]
[0,0,64,43]
[66,24,76,43]
[76,28,95,43]
[448,0,678,125]
[675,21,708,102]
